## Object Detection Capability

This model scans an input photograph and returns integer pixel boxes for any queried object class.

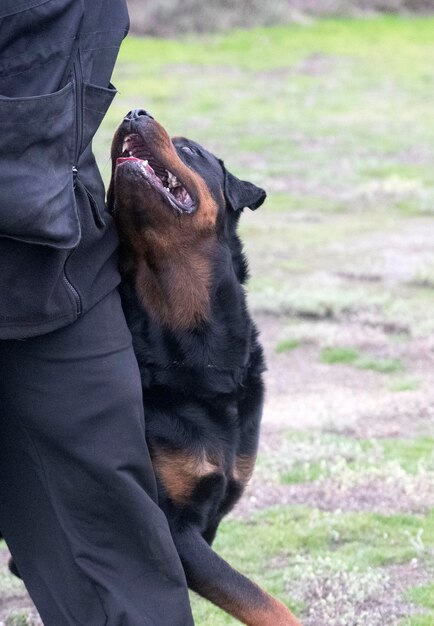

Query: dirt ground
[236,313,434,518]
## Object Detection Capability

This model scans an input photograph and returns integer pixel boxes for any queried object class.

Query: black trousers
[0,290,194,626]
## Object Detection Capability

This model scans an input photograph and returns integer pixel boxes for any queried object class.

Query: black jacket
[0,0,129,339]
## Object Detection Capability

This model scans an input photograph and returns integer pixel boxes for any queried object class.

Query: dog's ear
[220,161,266,211]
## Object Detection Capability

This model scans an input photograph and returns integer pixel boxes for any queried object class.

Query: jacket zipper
[72,54,105,229]
[63,55,84,318]
[73,54,84,169]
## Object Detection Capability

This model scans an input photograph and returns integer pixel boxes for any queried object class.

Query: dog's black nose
[124,109,153,121]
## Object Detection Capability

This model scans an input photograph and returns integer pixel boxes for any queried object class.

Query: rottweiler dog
[107,109,302,626]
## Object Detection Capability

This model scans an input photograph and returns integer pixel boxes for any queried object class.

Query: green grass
[382,438,434,474]
[401,616,434,626]
[190,506,434,624]
[320,347,359,364]
[282,461,324,484]
[406,583,434,610]
[355,356,405,374]
[404,592,434,626]
[259,431,434,488]
[4,614,35,626]
[320,347,405,373]
[390,378,420,392]
[276,339,301,353]
[118,17,434,73]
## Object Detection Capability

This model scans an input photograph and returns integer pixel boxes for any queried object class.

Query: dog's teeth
[167,171,180,189]
[122,136,132,153]
[144,160,148,166]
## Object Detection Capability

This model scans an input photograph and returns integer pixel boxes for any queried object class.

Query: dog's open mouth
[116,134,194,214]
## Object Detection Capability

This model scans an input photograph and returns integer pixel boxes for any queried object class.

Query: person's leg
[0,289,194,626]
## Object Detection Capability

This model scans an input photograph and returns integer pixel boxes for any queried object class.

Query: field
[1,16,434,626]
[125,0,434,35]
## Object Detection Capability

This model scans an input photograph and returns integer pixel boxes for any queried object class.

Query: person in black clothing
[0,2,194,624]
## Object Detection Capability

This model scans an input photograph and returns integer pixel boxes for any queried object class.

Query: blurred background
[126,0,434,34]
[1,2,434,625]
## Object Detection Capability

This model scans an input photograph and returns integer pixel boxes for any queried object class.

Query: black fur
[114,133,274,620]
[119,138,267,540]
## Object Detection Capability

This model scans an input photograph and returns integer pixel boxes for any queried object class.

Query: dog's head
[108,109,266,329]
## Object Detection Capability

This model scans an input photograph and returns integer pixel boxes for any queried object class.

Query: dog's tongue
[116,156,143,166]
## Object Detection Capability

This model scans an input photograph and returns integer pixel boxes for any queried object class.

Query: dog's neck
[119,225,254,384]
[120,247,254,395]
[132,231,216,332]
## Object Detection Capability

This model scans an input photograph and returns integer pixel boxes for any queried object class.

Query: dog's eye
[181,146,198,156]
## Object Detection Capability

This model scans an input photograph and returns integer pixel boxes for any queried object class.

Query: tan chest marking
[151,449,221,505]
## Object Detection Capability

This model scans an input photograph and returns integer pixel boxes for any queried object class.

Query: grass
[259,431,434,494]
[126,1,434,36]
[390,378,420,392]
[381,438,434,474]
[355,356,404,374]
[276,339,301,353]
[282,461,325,484]
[4,614,38,626]
[190,506,434,623]
[402,618,434,626]
[406,583,434,610]
[320,347,405,373]
[403,582,434,626]
[320,347,359,364]
[408,618,434,626]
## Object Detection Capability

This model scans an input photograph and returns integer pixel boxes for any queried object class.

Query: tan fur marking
[214,584,303,626]
[135,235,213,330]
[151,449,220,505]
[233,454,256,485]
[240,595,303,626]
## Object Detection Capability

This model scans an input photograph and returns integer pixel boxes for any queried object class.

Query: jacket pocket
[0,80,80,248]
[82,82,117,153]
